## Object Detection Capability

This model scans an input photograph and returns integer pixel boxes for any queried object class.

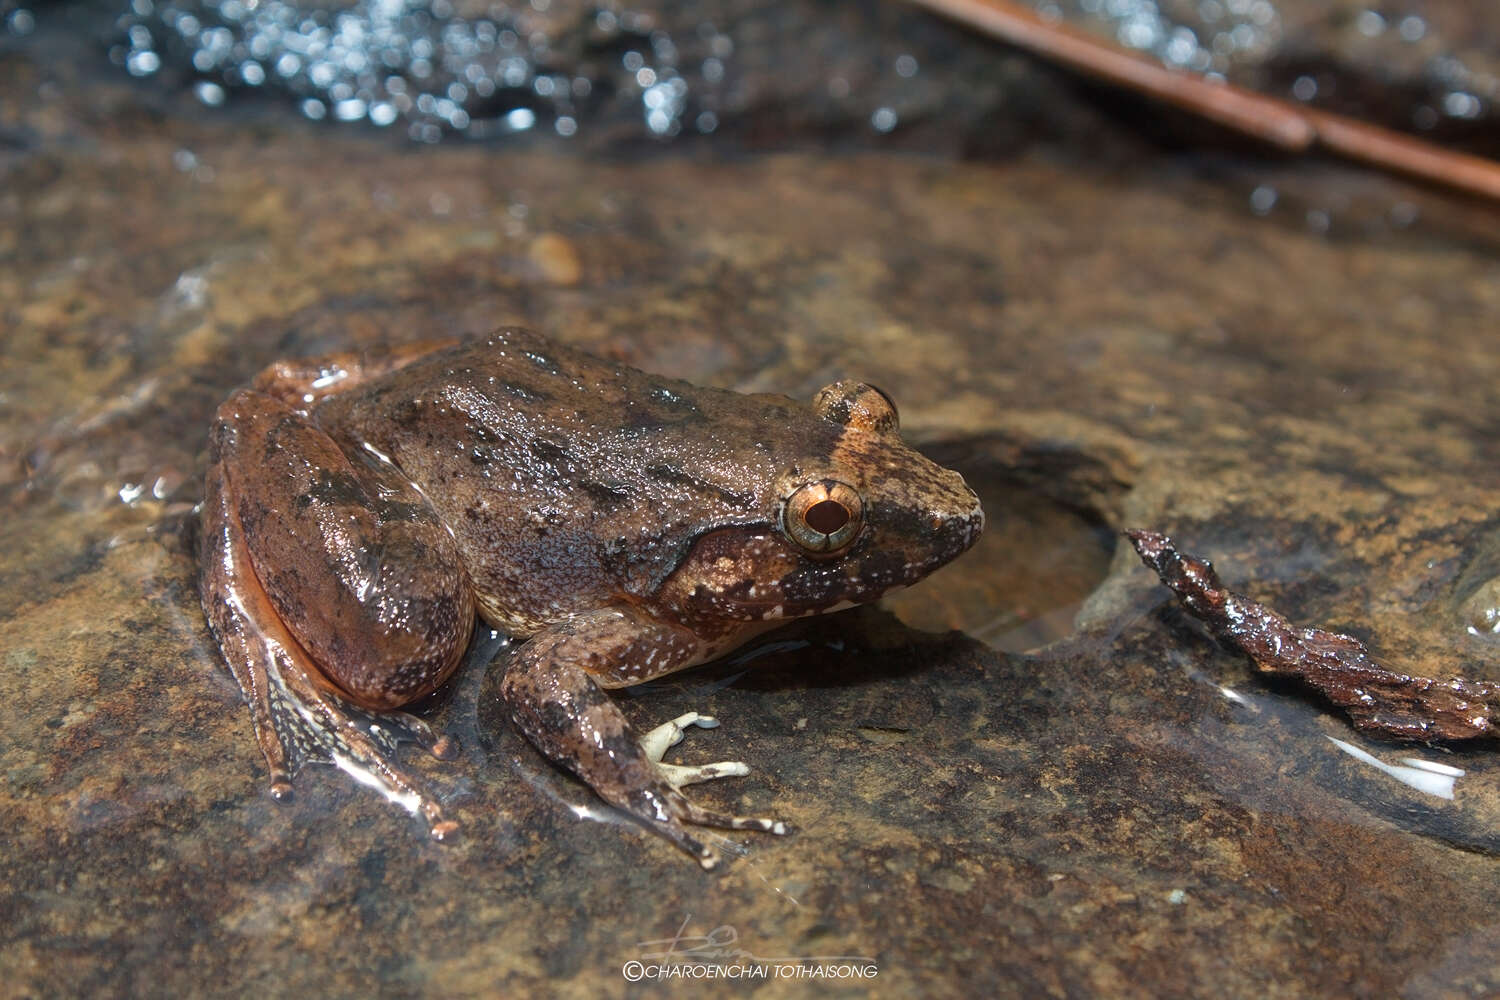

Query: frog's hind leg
[199,393,473,839]
[250,338,461,410]
[500,611,789,869]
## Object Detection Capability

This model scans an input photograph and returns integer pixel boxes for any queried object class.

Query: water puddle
[883,438,1118,652]
[1161,663,1500,855]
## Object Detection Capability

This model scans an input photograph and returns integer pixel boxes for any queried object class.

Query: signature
[637,915,875,966]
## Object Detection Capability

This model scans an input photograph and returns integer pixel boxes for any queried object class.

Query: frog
[199,327,984,868]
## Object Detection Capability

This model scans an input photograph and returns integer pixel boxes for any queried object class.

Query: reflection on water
[1143,586,1500,856]
[1327,737,1462,801]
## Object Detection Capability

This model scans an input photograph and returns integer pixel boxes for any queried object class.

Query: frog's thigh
[251,337,460,408]
[219,389,474,708]
[499,611,786,868]
[200,390,472,832]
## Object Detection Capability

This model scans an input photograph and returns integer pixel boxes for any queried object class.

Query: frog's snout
[919,475,985,563]
[960,503,986,548]
[932,501,985,558]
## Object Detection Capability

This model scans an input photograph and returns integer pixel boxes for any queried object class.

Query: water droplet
[1355,10,1385,37]
[1389,202,1419,228]
[1443,92,1481,119]
[334,97,368,122]
[1249,185,1277,215]
[126,49,161,77]
[369,102,398,126]
[194,80,226,106]
[110,0,712,145]
[7,8,35,35]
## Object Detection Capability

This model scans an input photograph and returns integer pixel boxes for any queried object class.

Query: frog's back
[316,329,835,632]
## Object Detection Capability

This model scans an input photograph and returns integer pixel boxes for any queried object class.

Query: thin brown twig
[1302,108,1500,202]
[907,0,1500,203]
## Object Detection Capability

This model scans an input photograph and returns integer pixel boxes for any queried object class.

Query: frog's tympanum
[200,329,983,867]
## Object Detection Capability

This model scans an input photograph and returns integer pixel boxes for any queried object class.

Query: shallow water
[884,455,1116,652]
[4,3,1500,997]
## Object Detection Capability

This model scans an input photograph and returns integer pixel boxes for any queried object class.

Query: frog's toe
[674,829,723,872]
[378,708,459,760]
[639,711,718,761]
[656,760,751,788]
[255,657,458,839]
[428,734,460,761]
[674,798,792,837]
[622,787,725,869]
[640,711,751,788]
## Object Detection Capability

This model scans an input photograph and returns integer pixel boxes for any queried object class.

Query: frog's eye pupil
[805,499,850,535]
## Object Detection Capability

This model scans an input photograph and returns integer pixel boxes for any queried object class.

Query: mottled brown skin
[200,328,984,865]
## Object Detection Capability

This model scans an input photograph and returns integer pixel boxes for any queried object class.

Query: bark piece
[1128,529,1500,742]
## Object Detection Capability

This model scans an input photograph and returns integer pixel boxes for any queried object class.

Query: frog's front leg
[200,388,474,836]
[499,609,788,869]
[639,713,752,788]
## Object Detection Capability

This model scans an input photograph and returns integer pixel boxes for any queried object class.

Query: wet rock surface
[4,11,1500,998]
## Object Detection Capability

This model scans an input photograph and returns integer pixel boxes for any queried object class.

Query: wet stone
[3,11,1500,998]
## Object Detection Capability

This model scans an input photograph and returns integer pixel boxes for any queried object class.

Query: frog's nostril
[941,509,984,551]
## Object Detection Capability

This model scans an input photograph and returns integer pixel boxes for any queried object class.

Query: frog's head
[658,380,984,626]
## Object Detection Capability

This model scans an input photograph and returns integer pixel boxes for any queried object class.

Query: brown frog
[200,328,983,867]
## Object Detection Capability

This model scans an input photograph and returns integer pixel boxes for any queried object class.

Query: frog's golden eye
[781,480,864,554]
[812,381,900,435]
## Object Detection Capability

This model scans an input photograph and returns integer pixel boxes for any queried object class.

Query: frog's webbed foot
[262,655,461,840]
[500,614,790,869]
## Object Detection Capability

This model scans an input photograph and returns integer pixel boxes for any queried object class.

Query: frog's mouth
[772,504,984,617]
